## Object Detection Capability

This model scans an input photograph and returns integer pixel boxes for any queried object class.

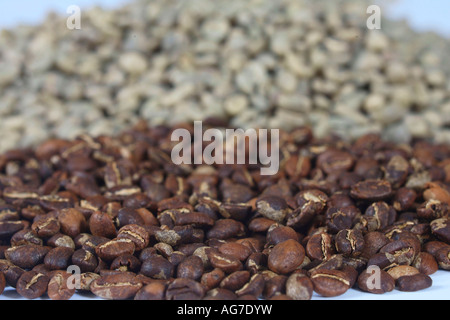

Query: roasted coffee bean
[44,247,74,270]
[47,233,75,249]
[350,179,392,201]
[78,272,100,291]
[379,240,416,266]
[413,252,438,275]
[47,272,76,300]
[204,288,237,300]
[206,219,245,240]
[317,150,354,174]
[310,269,351,297]
[176,255,203,281]
[364,201,392,230]
[263,274,287,299]
[0,271,5,295]
[207,249,243,274]
[220,270,250,291]
[218,242,252,262]
[361,232,390,260]
[325,206,360,233]
[268,239,305,274]
[256,196,290,223]
[306,233,334,262]
[95,238,135,262]
[387,265,420,280]
[285,273,313,300]
[357,268,395,294]
[235,273,265,298]
[0,221,25,239]
[393,188,417,211]
[134,281,167,300]
[335,229,364,257]
[117,224,149,251]
[89,211,117,239]
[58,208,88,238]
[0,259,25,287]
[166,278,205,300]
[110,254,141,272]
[435,247,450,270]
[397,273,432,292]
[11,229,43,247]
[266,225,299,246]
[16,271,49,299]
[116,208,145,227]
[140,255,174,280]
[71,249,98,273]
[31,216,60,238]
[430,217,450,244]
[90,273,143,299]
[201,268,226,291]
[5,245,50,269]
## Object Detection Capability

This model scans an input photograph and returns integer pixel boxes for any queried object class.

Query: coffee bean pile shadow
[0,122,449,300]
[1,0,450,153]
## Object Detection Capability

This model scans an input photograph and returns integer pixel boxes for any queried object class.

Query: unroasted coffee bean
[268,239,305,274]
[335,229,364,257]
[306,233,334,261]
[413,252,438,275]
[285,273,313,300]
[5,245,50,269]
[397,273,432,292]
[47,272,76,300]
[44,247,74,270]
[90,273,143,299]
[95,238,135,262]
[134,281,166,300]
[166,278,205,300]
[140,255,174,280]
[71,249,98,273]
[310,269,351,297]
[16,271,49,299]
[176,255,203,280]
[357,268,395,294]
[350,179,392,201]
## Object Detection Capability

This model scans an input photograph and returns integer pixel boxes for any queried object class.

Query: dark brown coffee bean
[235,273,265,298]
[423,241,449,257]
[256,195,290,223]
[206,219,245,240]
[0,220,25,239]
[95,238,135,262]
[140,255,174,280]
[435,246,450,270]
[361,231,390,260]
[5,245,50,269]
[90,273,143,299]
[176,255,203,281]
[286,190,328,229]
[335,229,364,257]
[413,252,438,275]
[218,242,252,262]
[350,179,392,201]
[268,239,305,274]
[266,225,299,246]
[219,270,250,291]
[58,208,88,238]
[379,240,416,266]
[207,249,243,274]
[364,201,392,230]
[0,271,5,295]
[89,211,117,239]
[310,269,351,297]
[204,288,237,300]
[357,268,395,294]
[306,233,334,262]
[117,224,150,251]
[78,272,100,291]
[31,216,60,238]
[44,247,74,270]
[393,188,417,211]
[325,206,360,233]
[0,259,25,288]
[263,274,287,299]
[387,265,420,280]
[417,200,449,220]
[285,273,313,300]
[397,273,432,292]
[47,233,75,249]
[47,272,76,300]
[166,278,205,300]
[110,254,141,273]
[430,217,450,243]
[16,271,49,299]
[134,281,166,300]
[71,249,98,273]
[317,149,354,174]
[10,229,43,247]
[201,268,226,291]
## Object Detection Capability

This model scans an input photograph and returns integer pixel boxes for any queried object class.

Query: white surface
[0,270,449,300]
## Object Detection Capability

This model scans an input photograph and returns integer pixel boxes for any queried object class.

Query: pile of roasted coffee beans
[0,121,449,300]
